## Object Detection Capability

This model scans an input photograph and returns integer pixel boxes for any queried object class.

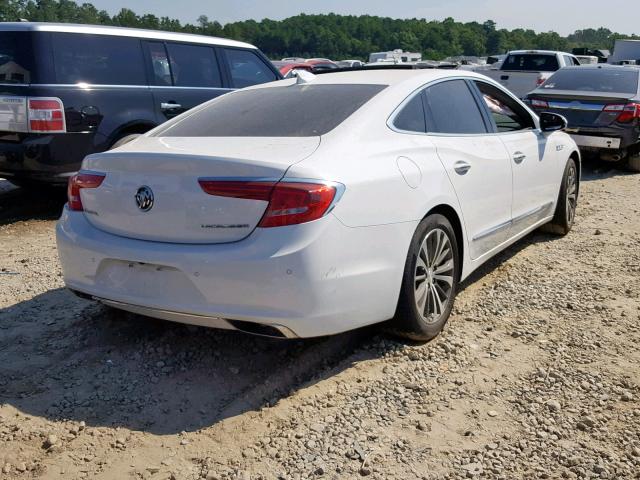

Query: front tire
[541,157,578,236]
[387,214,460,341]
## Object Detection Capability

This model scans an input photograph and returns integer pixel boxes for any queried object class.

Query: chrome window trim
[388,76,542,137]
[0,22,256,50]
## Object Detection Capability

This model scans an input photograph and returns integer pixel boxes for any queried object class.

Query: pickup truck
[480,50,581,98]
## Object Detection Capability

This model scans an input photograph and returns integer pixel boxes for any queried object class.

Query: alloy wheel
[566,164,577,225]
[414,228,455,324]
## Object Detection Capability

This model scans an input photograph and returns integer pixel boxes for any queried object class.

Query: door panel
[432,136,513,260]
[499,131,556,232]
[471,80,556,234]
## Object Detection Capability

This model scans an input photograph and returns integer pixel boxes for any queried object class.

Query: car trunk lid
[530,90,638,127]
[79,136,320,244]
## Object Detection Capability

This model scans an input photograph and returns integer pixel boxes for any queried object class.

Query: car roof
[508,50,570,55]
[278,68,484,86]
[0,22,256,49]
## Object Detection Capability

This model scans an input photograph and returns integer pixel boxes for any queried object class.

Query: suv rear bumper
[0,132,96,184]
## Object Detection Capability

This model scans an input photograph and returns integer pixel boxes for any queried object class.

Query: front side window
[393,93,426,133]
[424,80,488,134]
[475,81,535,132]
[157,84,387,137]
[166,43,222,88]
[52,33,146,85]
[224,48,277,88]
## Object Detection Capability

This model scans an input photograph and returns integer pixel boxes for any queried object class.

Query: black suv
[0,22,282,187]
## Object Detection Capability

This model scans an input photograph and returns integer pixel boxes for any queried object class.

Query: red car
[272,61,314,78]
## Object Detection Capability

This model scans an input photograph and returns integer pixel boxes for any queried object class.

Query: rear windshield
[158,84,387,137]
[503,54,560,72]
[0,32,35,84]
[542,68,639,94]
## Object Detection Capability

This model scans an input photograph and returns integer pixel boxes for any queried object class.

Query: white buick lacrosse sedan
[57,69,580,340]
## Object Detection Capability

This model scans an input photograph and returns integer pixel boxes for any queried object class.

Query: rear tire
[386,214,460,342]
[625,153,640,173]
[541,157,578,236]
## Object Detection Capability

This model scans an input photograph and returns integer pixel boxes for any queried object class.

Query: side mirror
[540,112,568,132]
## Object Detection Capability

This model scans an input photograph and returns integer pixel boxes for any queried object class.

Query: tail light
[67,172,105,211]
[530,99,549,109]
[198,179,340,228]
[28,97,66,133]
[536,76,546,86]
[603,102,640,123]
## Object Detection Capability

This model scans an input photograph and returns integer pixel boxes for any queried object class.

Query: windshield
[158,83,387,137]
[503,54,560,72]
[542,68,639,94]
[0,32,35,84]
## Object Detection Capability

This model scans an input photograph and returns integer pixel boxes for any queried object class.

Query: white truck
[480,50,580,98]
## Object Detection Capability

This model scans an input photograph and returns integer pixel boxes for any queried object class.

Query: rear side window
[393,93,426,133]
[0,32,35,84]
[158,84,387,137]
[224,49,277,88]
[475,81,535,132]
[503,54,560,72]
[52,33,146,85]
[166,43,222,87]
[541,68,639,94]
[424,80,488,134]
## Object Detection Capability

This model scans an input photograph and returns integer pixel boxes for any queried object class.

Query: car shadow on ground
[0,287,381,435]
[0,182,67,227]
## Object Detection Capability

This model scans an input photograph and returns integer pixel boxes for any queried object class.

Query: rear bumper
[0,132,96,183]
[563,126,639,151]
[56,208,415,338]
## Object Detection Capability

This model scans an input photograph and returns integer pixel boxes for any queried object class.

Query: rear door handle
[500,75,509,81]
[161,102,182,111]
[513,152,526,164]
[453,161,471,175]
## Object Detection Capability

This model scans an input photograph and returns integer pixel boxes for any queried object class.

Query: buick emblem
[135,186,154,212]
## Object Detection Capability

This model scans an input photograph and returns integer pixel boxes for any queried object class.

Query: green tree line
[0,0,637,60]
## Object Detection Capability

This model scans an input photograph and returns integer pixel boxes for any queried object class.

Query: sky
[87,0,639,36]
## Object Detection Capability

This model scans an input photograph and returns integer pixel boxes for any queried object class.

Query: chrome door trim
[473,219,512,242]
[512,201,554,224]
[473,201,554,242]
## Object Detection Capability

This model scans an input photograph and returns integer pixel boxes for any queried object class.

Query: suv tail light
[603,102,640,123]
[68,172,105,211]
[198,179,341,228]
[28,97,66,133]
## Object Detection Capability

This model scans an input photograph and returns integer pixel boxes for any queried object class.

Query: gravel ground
[0,165,639,480]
